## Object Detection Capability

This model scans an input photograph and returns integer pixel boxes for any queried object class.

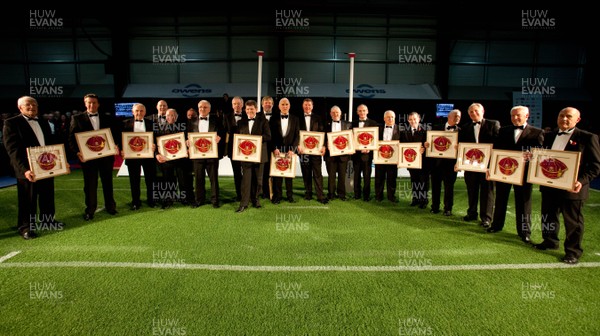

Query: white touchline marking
[0,251,21,263]
[1,261,599,272]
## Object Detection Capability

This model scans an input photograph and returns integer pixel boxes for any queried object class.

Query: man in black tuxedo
[189,100,225,208]
[69,93,119,221]
[298,98,328,204]
[325,105,353,201]
[352,104,378,202]
[121,103,157,210]
[533,107,600,264]
[151,100,169,126]
[427,109,461,216]
[374,110,400,203]
[259,95,275,200]
[223,96,245,201]
[486,106,544,243]
[400,111,429,208]
[458,103,500,227]
[269,97,299,204]
[235,100,271,213]
[3,96,62,239]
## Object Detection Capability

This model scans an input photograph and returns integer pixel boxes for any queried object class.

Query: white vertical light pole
[257,50,264,111]
[348,52,355,122]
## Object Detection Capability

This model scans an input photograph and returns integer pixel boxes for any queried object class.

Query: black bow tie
[304,114,311,117]
[200,117,208,121]
[385,126,392,128]
[446,126,456,130]
[265,113,272,116]
[473,121,481,125]
[234,114,242,117]
[332,121,340,123]
[25,116,39,121]
[558,131,569,136]
[88,113,99,118]
[281,115,289,119]
[248,118,255,121]
[359,119,366,122]
[513,125,524,130]
[135,120,144,122]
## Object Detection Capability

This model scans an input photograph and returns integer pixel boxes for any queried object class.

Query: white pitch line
[0,251,21,263]
[1,260,600,272]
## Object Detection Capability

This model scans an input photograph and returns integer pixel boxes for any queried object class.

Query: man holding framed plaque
[486,106,544,244]
[374,110,400,203]
[400,111,429,208]
[69,93,119,221]
[325,105,353,201]
[269,97,299,204]
[298,98,328,204]
[121,103,157,210]
[188,100,224,208]
[3,96,63,239]
[351,104,378,202]
[533,107,600,264]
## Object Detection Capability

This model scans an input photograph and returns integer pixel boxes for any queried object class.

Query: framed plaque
[75,128,118,162]
[456,143,493,172]
[397,142,423,169]
[122,132,154,159]
[157,132,188,161]
[527,148,581,191]
[27,144,70,181]
[232,134,262,163]
[426,130,458,159]
[327,130,355,157]
[373,140,400,165]
[269,153,296,178]
[188,132,218,159]
[488,149,526,186]
[353,127,379,150]
[299,131,325,155]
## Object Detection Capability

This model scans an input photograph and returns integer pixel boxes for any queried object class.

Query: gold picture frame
[373,140,400,165]
[299,131,325,156]
[488,149,526,186]
[327,130,355,157]
[456,142,493,172]
[122,132,154,159]
[397,142,423,169]
[157,132,188,161]
[75,128,118,162]
[269,153,297,178]
[353,127,379,150]
[232,134,262,163]
[527,148,581,191]
[27,144,70,181]
[426,130,458,159]
[188,132,218,159]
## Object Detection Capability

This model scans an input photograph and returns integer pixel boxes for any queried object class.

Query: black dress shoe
[272,199,281,205]
[318,198,329,205]
[212,203,220,208]
[443,211,452,216]
[430,209,440,214]
[463,215,477,221]
[388,199,398,203]
[418,203,427,209]
[533,242,559,250]
[107,208,118,215]
[521,236,532,244]
[83,213,94,221]
[190,202,201,208]
[304,195,312,201]
[410,201,419,206]
[21,230,38,240]
[287,197,295,203]
[235,206,247,213]
[486,227,501,233]
[481,221,491,229]
[252,202,262,208]
[363,197,371,202]
[131,205,141,211]
[147,201,157,208]
[562,255,579,264]
[339,197,347,201]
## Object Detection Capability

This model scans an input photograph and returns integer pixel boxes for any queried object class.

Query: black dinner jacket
[237,117,271,164]
[224,111,246,157]
[3,114,56,177]
[269,114,300,154]
[188,114,226,159]
[540,128,600,200]
[378,124,401,141]
[458,118,500,144]
[69,111,120,154]
[494,124,544,152]
[325,119,353,160]
[430,122,461,166]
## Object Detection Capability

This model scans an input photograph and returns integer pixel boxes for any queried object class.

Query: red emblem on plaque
[37,152,57,170]
[164,139,181,154]
[275,157,291,171]
[357,132,374,146]
[404,148,417,162]
[86,136,106,152]
[239,140,256,156]
[379,145,394,159]
[128,136,146,152]
[194,138,211,153]
[433,136,451,152]
[498,157,519,176]
[540,158,568,179]
[304,136,319,149]
[333,136,348,150]
[465,148,485,164]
